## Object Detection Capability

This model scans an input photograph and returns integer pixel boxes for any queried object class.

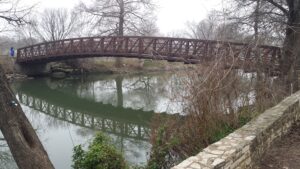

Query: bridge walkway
[16,36,282,75]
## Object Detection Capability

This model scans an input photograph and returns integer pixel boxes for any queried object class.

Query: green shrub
[147,126,179,169]
[72,132,127,169]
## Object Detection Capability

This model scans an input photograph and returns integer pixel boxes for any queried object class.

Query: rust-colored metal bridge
[16,36,282,71]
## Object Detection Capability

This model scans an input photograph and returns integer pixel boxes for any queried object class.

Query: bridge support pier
[15,63,51,76]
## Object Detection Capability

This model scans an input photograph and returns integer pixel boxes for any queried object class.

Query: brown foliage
[148,56,286,168]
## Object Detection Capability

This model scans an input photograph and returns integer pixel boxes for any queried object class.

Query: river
[1,72,184,169]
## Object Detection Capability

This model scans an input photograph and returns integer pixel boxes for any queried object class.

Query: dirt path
[255,123,300,169]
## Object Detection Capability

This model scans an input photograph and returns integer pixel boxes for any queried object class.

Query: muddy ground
[255,123,300,169]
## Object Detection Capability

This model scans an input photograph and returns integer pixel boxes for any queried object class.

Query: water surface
[7,72,183,169]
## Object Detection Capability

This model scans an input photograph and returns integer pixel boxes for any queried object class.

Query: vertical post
[61,41,64,54]
[209,42,214,59]
[112,37,116,52]
[168,39,173,55]
[270,47,276,72]
[139,38,143,57]
[185,40,190,58]
[37,45,41,58]
[204,41,209,61]
[80,39,83,53]
[46,43,50,56]
[70,40,74,53]
[89,38,94,53]
[125,37,129,53]
[24,49,28,60]
[100,37,105,52]
[30,47,33,59]
[178,41,183,56]
[193,41,197,55]
[153,39,157,53]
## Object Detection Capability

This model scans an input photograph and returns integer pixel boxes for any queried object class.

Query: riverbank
[51,58,195,77]
[0,56,195,79]
[0,56,28,81]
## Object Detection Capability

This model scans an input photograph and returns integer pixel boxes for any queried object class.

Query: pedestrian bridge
[16,36,281,71]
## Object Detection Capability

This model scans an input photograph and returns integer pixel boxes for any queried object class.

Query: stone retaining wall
[172,91,300,169]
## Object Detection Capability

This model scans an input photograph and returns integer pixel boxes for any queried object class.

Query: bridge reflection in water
[12,73,182,168]
[17,92,150,141]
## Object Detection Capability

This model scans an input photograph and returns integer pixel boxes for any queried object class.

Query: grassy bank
[0,55,15,74]
[68,57,195,75]
[1,56,195,78]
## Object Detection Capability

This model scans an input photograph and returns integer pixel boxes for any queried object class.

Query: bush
[72,132,127,169]
[147,123,180,169]
[147,58,286,168]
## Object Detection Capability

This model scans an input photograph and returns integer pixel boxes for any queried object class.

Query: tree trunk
[118,0,124,37]
[115,0,125,68]
[281,0,300,93]
[254,0,265,111]
[0,65,54,169]
[116,76,123,107]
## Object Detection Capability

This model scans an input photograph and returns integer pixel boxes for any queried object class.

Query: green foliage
[146,126,180,169]
[238,115,252,126]
[147,113,253,169]
[212,114,252,143]
[211,123,235,143]
[72,132,127,169]
[73,145,86,169]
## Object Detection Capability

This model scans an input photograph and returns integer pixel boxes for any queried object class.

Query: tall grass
[147,53,286,169]
[0,55,15,73]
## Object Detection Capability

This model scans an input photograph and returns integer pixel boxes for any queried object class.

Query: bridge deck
[17,36,282,72]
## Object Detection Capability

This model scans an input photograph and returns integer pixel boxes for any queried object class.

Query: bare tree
[0,0,32,26]
[184,10,246,42]
[31,8,83,41]
[215,23,246,42]
[0,1,54,169]
[262,0,300,92]
[129,17,159,36]
[224,0,300,92]
[185,11,220,40]
[78,0,156,67]
[78,0,155,36]
[15,24,38,46]
[224,0,286,45]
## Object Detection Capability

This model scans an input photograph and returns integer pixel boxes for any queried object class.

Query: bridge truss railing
[17,36,281,70]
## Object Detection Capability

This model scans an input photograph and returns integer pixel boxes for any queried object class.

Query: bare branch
[77,0,157,36]
[264,0,288,15]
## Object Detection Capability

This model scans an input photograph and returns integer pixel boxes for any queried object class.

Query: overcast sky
[20,0,223,35]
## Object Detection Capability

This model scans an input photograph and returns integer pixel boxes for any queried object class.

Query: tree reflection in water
[0,136,18,169]
[11,72,182,168]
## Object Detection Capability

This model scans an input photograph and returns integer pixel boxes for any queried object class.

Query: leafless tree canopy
[30,8,83,41]
[185,12,219,40]
[77,0,158,36]
[223,0,287,45]
[185,11,245,42]
[0,0,32,26]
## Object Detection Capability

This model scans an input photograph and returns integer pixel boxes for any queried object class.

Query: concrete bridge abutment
[15,62,51,77]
